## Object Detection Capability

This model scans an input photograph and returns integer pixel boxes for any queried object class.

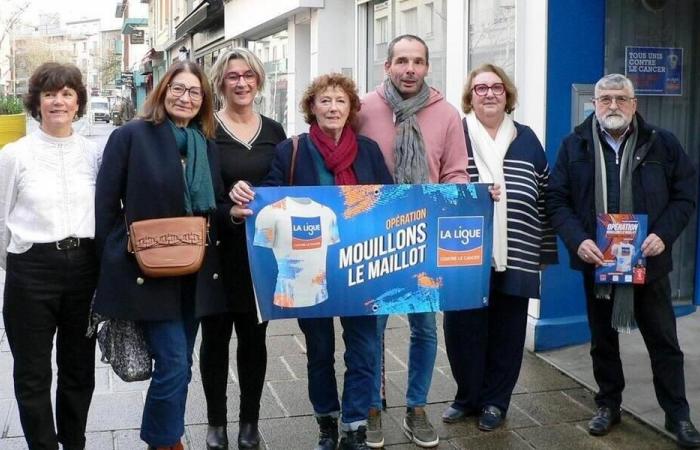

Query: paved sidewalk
[541,308,700,442]
[0,268,679,449]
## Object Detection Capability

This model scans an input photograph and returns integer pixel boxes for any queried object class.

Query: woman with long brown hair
[93,61,229,450]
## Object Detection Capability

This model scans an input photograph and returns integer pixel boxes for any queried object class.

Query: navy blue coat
[94,120,230,320]
[546,113,696,281]
[262,133,394,186]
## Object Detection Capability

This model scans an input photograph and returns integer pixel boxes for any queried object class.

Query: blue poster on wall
[245,183,494,321]
[625,46,683,96]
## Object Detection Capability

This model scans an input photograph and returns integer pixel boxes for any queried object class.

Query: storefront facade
[538,0,700,350]
[216,0,699,350]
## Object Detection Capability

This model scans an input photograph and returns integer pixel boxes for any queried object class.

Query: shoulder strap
[289,135,299,185]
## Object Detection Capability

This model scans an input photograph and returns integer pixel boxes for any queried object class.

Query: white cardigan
[0,128,101,269]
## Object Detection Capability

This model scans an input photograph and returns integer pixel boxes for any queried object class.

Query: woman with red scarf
[230,73,392,450]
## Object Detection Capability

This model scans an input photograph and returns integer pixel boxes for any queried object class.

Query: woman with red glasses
[442,63,558,432]
[199,48,286,450]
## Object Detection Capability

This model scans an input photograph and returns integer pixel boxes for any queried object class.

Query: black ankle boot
[238,421,261,449]
[315,415,339,450]
[206,425,229,450]
[339,426,369,450]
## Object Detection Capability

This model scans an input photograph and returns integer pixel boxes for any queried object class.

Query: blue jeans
[298,315,377,430]
[372,312,437,409]
[140,285,199,447]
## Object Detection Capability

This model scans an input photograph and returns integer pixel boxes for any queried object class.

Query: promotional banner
[245,183,494,321]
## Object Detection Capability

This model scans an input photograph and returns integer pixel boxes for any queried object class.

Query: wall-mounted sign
[130,30,145,45]
[625,46,682,96]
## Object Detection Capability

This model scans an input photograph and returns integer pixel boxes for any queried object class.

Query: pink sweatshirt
[355,85,468,184]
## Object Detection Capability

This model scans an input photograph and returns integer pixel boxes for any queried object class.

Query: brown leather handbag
[127,216,208,278]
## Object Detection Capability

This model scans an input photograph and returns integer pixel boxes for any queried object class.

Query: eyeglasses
[168,82,203,101]
[594,95,635,106]
[224,71,257,84]
[472,83,505,96]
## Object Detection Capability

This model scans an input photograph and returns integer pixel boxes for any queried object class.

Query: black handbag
[96,319,153,382]
[87,299,153,383]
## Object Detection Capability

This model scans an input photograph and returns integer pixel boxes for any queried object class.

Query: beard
[599,113,631,133]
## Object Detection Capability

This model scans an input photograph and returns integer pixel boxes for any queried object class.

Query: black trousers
[199,311,268,425]
[583,273,690,421]
[444,289,529,415]
[2,242,98,450]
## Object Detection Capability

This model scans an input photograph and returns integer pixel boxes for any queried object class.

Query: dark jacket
[94,119,230,320]
[546,112,696,281]
[262,133,394,186]
[465,120,558,298]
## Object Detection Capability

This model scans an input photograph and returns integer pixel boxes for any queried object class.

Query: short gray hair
[595,73,635,97]
[209,47,266,99]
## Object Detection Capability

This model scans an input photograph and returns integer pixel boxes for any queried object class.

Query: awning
[175,0,223,39]
[141,47,164,63]
[122,18,148,35]
[133,70,148,86]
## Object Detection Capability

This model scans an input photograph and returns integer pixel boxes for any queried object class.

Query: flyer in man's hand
[595,213,648,285]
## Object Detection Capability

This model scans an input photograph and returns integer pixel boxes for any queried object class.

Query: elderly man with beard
[547,74,700,448]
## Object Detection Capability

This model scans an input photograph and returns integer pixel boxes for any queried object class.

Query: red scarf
[309,122,359,185]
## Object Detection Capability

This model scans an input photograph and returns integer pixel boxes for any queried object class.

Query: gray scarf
[383,78,430,183]
[592,116,639,333]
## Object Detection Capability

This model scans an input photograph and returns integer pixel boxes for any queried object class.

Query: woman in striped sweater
[442,63,558,431]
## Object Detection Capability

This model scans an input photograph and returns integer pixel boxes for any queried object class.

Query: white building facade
[222,0,546,140]
[181,0,700,351]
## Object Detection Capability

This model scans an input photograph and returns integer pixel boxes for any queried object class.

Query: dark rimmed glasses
[472,83,505,96]
[168,82,203,101]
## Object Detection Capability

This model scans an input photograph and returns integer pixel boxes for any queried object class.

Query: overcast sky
[9,0,122,30]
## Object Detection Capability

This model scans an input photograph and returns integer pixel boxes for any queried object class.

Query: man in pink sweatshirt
[355,34,469,449]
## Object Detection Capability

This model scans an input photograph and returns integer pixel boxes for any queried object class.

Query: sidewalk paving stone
[0,272,682,449]
[449,431,532,450]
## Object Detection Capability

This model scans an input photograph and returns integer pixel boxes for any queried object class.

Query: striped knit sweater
[464,119,558,298]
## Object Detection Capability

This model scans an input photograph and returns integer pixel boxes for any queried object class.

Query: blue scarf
[168,120,217,215]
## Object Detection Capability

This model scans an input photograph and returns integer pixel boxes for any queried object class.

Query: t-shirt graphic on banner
[253,197,340,308]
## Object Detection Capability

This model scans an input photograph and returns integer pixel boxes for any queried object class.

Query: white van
[90,97,110,123]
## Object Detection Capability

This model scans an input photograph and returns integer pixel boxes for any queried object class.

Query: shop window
[467,0,515,77]
[364,0,447,93]
[248,29,289,131]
